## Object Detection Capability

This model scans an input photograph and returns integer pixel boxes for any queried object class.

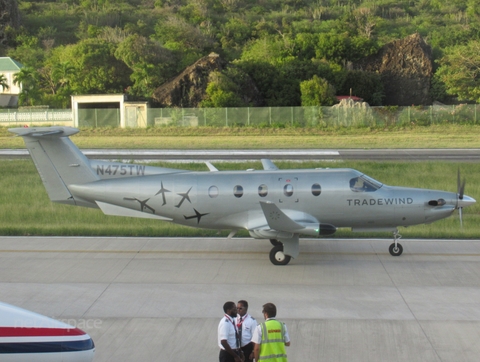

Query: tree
[0,74,9,92]
[58,39,131,94]
[300,75,336,106]
[201,71,244,108]
[115,34,177,97]
[436,41,480,102]
[13,66,41,106]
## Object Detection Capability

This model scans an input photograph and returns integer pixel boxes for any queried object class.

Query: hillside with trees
[1,0,479,108]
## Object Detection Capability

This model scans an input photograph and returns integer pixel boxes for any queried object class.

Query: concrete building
[71,94,148,128]
[0,57,23,107]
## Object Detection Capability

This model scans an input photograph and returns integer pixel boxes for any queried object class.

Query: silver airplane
[9,126,476,265]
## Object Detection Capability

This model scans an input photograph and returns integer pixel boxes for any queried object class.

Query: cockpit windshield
[350,175,383,192]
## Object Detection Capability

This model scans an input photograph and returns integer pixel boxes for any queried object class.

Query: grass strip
[1,124,480,149]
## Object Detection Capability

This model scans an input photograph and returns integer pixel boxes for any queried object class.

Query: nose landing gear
[389,230,403,256]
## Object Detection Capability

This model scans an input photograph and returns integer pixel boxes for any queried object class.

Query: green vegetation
[2,0,480,107]
[2,124,480,149]
[1,159,479,238]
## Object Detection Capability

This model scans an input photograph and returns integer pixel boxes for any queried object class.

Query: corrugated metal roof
[0,57,23,71]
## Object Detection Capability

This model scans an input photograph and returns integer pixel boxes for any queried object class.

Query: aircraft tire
[389,242,403,256]
[270,239,282,246]
[269,245,291,265]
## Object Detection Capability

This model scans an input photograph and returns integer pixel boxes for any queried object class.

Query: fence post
[291,107,293,126]
[452,105,455,123]
[475,104,477,124]
[430,105,433,125]
[269,107,271,125]
[225,107,228,126]
[247,107,250,126]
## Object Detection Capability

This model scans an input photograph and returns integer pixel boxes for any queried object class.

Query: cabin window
[350,175,382,192]
[209,186,219,198]
[258,184,268,197]
[311,183,321,196]
[233,185,243,198]
[283,184,294,197]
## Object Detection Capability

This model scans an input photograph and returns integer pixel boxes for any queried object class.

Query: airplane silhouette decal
[155,181,170,206]
[9,126,476,265]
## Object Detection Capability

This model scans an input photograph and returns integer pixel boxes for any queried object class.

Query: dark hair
[223,301,236,313]
[262,303,277,318]
[237,300,248,310]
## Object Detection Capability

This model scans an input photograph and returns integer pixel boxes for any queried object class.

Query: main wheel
[269,245,291,265]
[270,239,282,246]
[389,242,403,256]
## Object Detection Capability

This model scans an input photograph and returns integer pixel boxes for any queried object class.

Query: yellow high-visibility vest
[259,319,287,361]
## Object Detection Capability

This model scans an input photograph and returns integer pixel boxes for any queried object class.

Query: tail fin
[9,126,99,205]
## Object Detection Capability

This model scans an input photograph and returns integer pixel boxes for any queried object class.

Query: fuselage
[0,301,95,362]
[69,167,471,234]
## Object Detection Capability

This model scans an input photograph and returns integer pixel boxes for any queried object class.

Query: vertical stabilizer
[8,127,99,205]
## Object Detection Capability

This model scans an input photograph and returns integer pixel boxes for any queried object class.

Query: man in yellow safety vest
[252,303,290,362]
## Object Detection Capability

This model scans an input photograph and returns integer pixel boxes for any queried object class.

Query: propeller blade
[456,169,466,230]
[457,169,466,206]
[459,207,463,230]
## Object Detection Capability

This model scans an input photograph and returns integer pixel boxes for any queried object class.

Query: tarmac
[1,236,480,362]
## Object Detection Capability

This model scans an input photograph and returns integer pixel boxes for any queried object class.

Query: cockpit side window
[350,175,383,192]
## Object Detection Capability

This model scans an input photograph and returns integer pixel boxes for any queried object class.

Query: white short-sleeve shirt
[218,315,237,350]
[238,314,257,347]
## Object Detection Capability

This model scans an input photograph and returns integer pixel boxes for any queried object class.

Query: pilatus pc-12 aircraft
[10,126,476,265]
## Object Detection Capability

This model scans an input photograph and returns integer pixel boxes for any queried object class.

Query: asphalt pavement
[1,236,480,362]
[1,148,480,162]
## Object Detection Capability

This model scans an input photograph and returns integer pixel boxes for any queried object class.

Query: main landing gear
[389,230,403,256]
[269,243,291,265]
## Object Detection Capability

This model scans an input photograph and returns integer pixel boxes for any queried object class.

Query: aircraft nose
[458,195,476,208]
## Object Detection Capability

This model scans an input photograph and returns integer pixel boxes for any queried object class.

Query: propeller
[456,169,466,229]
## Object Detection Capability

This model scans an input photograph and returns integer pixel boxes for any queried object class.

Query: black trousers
[241,342,254,362]
[219,349,236,362]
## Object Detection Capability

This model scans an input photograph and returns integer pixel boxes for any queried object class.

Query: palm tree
[13,67,39,106]
[0,74,9,93]
[52,61,75,90]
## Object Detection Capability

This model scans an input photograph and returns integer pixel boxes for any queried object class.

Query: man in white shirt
[237,300,257,362]
[218,301,243,362]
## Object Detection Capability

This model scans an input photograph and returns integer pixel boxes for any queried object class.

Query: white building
[0,57,23,107]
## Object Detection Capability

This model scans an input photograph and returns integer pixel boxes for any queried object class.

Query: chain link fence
[1,104,478,128]
[149,104,479,127]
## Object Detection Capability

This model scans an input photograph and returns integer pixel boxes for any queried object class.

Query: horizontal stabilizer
[96,201,173,221]
[9,126,79,138]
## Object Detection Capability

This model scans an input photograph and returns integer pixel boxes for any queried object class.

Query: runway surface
[1,236,480,362]
[2,148,480,162]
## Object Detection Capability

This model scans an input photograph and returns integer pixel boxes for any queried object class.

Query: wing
[247,201,336,259]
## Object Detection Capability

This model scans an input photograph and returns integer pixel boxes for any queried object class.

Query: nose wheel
[389,230,403,256]
[269,244,291,265]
